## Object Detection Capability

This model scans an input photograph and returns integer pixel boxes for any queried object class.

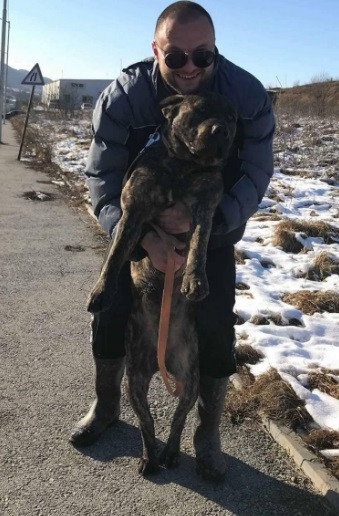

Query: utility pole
[0,0,8,143]
[3,19,10,125]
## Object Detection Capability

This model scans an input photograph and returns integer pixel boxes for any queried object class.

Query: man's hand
[140,202,191,272]
[156,201,191,234]
[140,230,186,273]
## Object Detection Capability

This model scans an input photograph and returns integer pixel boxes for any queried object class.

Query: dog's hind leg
[127,371,159,476]
[160,364,199,469]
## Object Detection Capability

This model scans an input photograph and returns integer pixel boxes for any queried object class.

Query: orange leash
[150,223,184,398]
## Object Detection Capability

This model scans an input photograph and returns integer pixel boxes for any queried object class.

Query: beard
[160,67,214,95]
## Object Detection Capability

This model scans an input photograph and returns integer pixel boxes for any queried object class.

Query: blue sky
[7,0,339,88]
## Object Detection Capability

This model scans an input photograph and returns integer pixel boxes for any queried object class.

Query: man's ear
[160,95,184,121]
[152,41,158,61]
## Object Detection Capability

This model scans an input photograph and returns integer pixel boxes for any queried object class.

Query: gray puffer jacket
[85,54,275,248]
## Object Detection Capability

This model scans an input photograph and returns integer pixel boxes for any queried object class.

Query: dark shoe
[194,375,228,481]
[70,357,125,447]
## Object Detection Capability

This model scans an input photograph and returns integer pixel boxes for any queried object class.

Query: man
[70,1,274,480]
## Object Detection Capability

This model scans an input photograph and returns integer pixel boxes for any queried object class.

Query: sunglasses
[155,43,215,70]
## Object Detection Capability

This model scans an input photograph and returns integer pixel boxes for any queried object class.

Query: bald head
[155,1,215,38]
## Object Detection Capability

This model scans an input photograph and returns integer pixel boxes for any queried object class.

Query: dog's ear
[160,95,184,121]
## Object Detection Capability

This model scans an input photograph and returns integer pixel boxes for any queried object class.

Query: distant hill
[6,64,53,93]
[271,80,339,117]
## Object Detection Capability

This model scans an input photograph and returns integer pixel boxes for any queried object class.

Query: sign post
[17,63,44,160]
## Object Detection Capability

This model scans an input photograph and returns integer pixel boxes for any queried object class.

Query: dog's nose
[211,124,227,137]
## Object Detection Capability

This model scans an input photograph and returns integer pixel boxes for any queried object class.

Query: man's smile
[175,71,201,80]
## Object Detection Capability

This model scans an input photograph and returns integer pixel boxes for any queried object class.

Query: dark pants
[91,245,237,378]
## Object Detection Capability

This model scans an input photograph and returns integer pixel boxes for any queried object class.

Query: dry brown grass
[226,368,312,429]
[280,168,312,178]
[306,252,339,281]
[305,429,339,479]
[12,117,54,164]
[327,458,339,479]
[235,312,246,325]
[234,248,246,264]
[316,367,339,375]
[282,290,339,315]
[307,372,339,399]
[252,212,282,222]
[235,282,250,290]
[249,313,303,326]
[250,313,285,326]
[305,429,339,449]
[235,344,264,366]
[272,219,338,253]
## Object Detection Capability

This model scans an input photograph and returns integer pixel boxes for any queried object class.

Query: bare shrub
[282,290,339,315]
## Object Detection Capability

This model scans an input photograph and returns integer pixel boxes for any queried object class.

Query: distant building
[41,79,112,109]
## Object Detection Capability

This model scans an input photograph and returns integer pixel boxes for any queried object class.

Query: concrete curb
[230,373,339,513]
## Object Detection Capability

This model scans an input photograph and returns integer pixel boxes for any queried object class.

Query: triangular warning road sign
[21,63,45,86]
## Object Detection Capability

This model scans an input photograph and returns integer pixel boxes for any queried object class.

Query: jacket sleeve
[85,80,133,237]
[217,92,275,233]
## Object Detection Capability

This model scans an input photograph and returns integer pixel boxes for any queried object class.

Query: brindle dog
[87,93,237,475]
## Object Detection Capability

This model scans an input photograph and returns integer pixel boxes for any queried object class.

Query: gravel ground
[0,124,334,515]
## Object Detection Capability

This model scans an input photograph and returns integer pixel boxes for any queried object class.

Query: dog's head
[160,93,237,166]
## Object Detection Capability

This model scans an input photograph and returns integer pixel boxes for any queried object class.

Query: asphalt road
[0,124,334,515]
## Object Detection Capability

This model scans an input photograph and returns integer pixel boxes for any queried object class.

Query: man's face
[152,16,215,94]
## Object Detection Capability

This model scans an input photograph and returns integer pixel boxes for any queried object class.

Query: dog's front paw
[181,272,209,301]
[87,280,116,313]
[138,457,159,476]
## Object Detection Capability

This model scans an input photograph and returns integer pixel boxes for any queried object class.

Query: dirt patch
[282,290,339,315]
[64,245,86,252]
[21,190,56,202]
